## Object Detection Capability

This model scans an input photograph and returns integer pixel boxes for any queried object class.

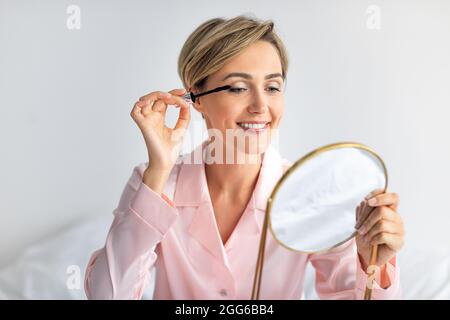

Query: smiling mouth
[236,122,271,133]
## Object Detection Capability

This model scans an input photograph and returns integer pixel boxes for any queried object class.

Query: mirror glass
[269,145,387,253]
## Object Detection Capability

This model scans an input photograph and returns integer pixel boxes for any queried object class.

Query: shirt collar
[173,140,285,212]
[173,140,287,261]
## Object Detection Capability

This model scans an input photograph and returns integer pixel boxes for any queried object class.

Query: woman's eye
[229,87,247,93]
[267,87,281,93]
[228,87,281,94]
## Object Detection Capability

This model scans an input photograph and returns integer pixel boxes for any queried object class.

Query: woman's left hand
[355,189,405,269]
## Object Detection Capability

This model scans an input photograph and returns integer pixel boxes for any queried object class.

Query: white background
[1,0,449,267]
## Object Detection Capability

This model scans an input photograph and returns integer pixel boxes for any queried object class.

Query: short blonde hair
[178,15,289,92]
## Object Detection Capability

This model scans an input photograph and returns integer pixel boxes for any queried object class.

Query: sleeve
[307,238,402,300]
[84,164,179,300]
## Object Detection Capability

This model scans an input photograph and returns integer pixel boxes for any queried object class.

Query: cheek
[203,101,225,118]
[210,104,241,124]
[271,103,284,122]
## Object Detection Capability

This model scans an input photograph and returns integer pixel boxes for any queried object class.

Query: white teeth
[238,122,268,129]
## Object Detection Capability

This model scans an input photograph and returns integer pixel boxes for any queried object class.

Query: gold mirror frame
[250,142,388,300]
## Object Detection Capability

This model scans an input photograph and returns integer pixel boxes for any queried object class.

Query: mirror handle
[363,244,379,300]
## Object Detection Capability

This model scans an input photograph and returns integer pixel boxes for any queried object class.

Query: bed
[0,214,449,299]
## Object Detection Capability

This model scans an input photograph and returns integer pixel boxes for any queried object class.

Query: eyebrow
[221,72,283,81]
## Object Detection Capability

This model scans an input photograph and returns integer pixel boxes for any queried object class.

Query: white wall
[1,0,449,267]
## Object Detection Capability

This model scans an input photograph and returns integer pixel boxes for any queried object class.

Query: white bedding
[0,214,449,299]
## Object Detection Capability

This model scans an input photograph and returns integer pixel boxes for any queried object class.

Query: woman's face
[192,40,285,161]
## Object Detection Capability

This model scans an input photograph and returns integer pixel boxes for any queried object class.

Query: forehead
[212,41,283,81]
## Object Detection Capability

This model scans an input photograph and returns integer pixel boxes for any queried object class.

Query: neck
[204,144,263,196]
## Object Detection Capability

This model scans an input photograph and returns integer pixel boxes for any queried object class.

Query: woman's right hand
[131,88,191,190]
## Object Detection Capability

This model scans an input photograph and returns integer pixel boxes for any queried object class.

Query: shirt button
[219,289,228,297]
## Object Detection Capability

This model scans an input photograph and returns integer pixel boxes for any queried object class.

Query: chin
[237,132,272,156]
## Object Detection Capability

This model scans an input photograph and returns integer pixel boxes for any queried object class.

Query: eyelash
[228,87,281,94]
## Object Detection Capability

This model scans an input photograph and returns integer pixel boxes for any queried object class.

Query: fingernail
[368,198,377,206]
[364,192,373,200]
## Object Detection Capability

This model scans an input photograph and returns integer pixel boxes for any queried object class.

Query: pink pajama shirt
[84,141,401,299]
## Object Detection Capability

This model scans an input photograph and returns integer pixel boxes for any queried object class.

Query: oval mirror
[251,142,388,300]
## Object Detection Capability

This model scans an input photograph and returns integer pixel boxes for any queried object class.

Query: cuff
[129,181,179,236]
[355,256,401,299]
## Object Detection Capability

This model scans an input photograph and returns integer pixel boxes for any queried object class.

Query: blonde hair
[178,15,289,92]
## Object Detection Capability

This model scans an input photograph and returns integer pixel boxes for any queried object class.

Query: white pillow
[0,215,115,299]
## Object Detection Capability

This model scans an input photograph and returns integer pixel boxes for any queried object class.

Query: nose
[246,89,269,114]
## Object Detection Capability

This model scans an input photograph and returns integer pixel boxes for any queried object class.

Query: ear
[190,98,204,113]
[190,88,205,116]
[194,102,206,119]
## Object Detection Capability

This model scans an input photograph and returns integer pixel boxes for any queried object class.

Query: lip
[236,121,271,134]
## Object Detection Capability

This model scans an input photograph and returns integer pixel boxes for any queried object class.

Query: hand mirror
[251,142,388,300]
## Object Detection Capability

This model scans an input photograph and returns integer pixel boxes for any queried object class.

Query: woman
[84,15,404,299]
